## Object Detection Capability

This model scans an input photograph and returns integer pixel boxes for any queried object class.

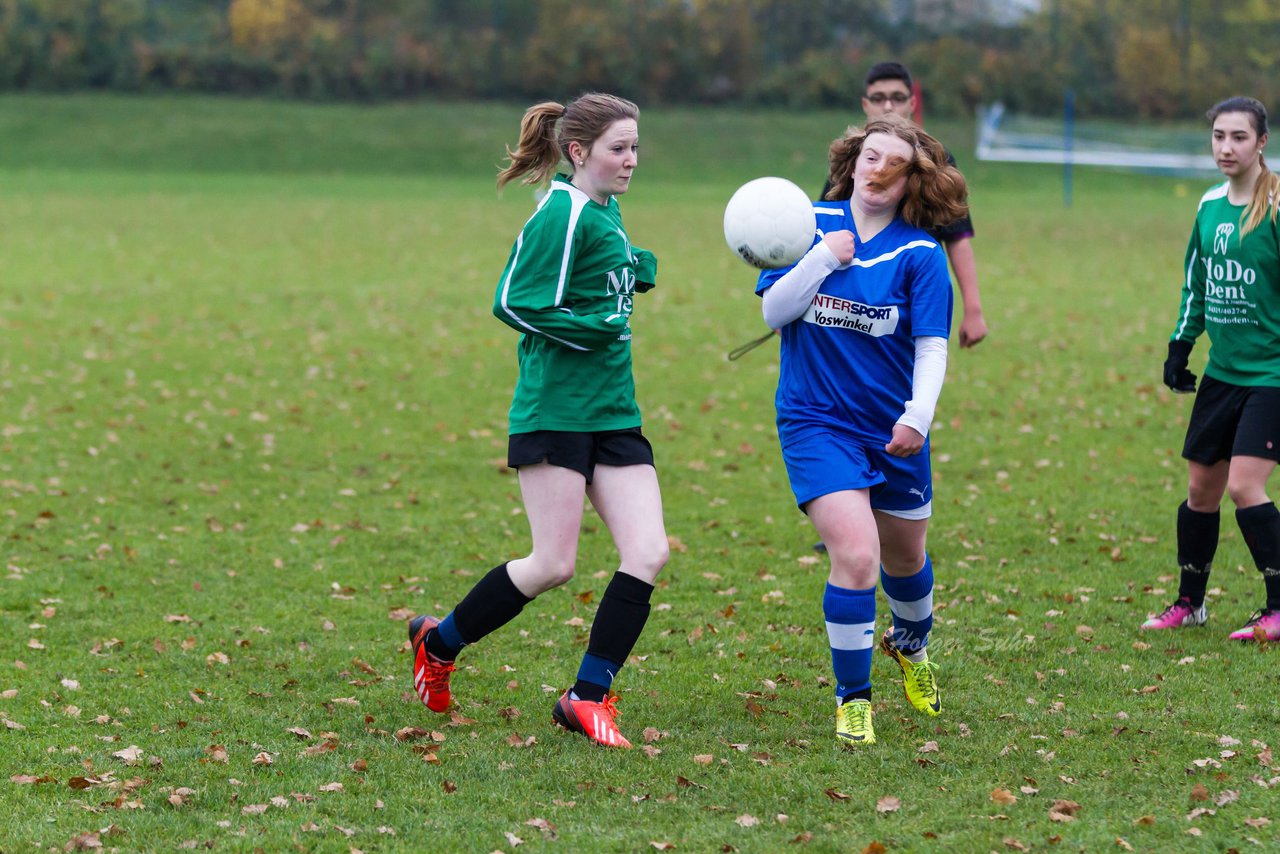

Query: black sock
[1176,501,1219,607]
[1236,502,1280,611]
[427,563,532,660]
[841,689,871,704]
[572,572,653,701]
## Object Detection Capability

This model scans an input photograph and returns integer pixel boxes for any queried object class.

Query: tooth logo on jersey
[1214,222,1234,254]
[803,292,900,337]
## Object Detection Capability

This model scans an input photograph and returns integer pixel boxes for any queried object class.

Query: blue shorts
[781,431,933,519]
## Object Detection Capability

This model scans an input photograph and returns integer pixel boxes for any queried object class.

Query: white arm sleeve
[760,242,842,329]
[896,336,948,438]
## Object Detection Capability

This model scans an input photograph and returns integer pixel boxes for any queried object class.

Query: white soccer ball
[723,177,817,269]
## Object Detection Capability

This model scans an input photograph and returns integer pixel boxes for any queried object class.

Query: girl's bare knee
[1227,480,1267,510]
[623,540,669,582]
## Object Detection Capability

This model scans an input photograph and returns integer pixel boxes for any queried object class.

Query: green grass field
[1,93,1276,852]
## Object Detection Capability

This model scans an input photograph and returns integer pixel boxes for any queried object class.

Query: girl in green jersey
[1144,97,1280,641]
[407,94,667,748]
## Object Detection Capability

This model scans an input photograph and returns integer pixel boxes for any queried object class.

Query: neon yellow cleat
[880,630,940,716]
[835,699,876,746]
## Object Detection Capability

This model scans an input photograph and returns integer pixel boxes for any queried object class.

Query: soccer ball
[723,177,817,269]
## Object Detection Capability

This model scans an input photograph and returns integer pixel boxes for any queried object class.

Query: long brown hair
[496,93,639,190]
[824,114,968,231]
[1207,96,1280,237]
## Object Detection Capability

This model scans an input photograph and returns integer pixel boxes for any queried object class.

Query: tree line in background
[1,0,1277,119]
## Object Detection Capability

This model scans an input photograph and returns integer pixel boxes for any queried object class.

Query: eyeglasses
[866,92,911,105]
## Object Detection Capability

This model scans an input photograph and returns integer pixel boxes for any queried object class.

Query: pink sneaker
[1227,609,1280,642]
[1140,598,1207,630]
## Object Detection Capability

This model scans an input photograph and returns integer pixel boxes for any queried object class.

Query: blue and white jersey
[756,199,952,447]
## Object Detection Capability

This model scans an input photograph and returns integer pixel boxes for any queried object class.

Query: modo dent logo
[1214,222,1235,255]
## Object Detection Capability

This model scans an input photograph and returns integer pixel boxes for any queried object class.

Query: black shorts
[507,428,655,484]
[1182,376,1280,465]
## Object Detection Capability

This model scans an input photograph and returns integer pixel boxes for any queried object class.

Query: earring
[577,160,584,166]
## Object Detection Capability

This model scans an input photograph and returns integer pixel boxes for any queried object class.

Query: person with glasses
[810,61,988,557]
[821,61,987,349]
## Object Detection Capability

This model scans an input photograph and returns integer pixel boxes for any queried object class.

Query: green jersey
[493,175,657,433]
[1172,182,1280,386]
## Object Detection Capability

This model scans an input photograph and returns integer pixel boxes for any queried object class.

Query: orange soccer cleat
[409,615,455,713]
[551,691,632,748]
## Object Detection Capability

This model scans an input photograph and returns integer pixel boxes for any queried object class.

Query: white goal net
[976,102,1217,176]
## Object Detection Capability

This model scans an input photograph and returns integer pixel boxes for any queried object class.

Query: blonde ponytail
[1241,155,1280,237]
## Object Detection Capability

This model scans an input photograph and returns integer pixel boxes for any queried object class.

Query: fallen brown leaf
[11,774,56,785]
[991,787,1018,806]
[111,746,143,765]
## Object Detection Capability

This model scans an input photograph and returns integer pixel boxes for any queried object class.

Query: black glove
[1163,340,1197,393]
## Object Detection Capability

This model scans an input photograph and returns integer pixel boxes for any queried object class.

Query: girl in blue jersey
[756,114,968,746]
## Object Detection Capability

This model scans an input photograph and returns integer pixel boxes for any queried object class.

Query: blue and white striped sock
[881,555,934,661]
[823,582,876,701]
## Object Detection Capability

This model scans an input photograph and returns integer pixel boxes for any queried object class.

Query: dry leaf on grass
[875,795,901,813]
[11,774,56,785]
[991,787,1018,806]
[111,746,143,765]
